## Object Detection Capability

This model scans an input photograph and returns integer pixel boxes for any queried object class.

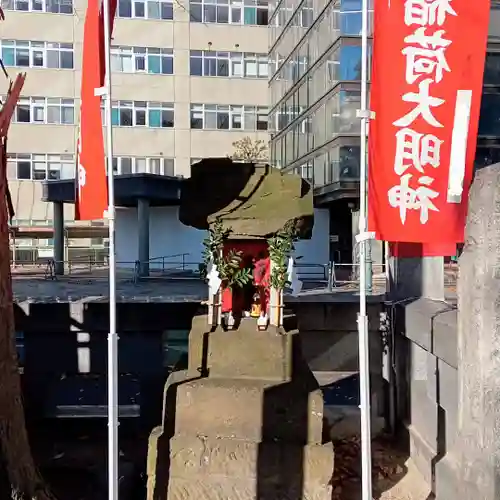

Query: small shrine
[179,158,313,330]
[147,158,334,500]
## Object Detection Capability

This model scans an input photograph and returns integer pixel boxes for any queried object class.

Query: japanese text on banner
[368,0,490,243]
[388,0,456,226]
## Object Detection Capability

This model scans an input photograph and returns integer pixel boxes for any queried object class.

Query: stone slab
[408,424,437,487]
[435,453,460,500]
[188,319,295,381]
[166,434,334,484]
[173,377,324,445]
[165,476,332,500]
[293,302,382,332]
[148,432,334,500]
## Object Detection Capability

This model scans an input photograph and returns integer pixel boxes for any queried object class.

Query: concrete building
[2,0,269,261]
[268,0,500,264]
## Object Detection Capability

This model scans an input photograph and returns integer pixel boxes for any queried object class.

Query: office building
[2,0,269,261]
[268,0,500,264]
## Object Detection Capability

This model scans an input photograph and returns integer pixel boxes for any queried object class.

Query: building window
[189,0,268,25]
[1,40,74,69]
[478,93,500,137]
[12,97,75,125]
[2,0,73,13]
[190,50,268,78]
[338,146,360,180]
[117,0,173,19]
[339,0,373,36]
[484,52,500,86]
[339,45,362,81]
[103,101,174,128]
[108,156,175,176]
[7,153,75,181]
[190,104,268,130]
[111,46,173,74]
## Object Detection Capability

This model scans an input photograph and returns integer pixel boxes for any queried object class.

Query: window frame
[11,96,75,125]
[188,0,268,25]
[108,156,175,176]
[104,100,175,128]
[7,153,74,181]
[190,103,268,131]
[2,0,73,14]
[0,40,74,69]
[110,45,174,75]
[117,0,174,19]
[189,50,268,78]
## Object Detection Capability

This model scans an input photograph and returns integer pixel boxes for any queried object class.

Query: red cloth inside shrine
[221,240,270,314]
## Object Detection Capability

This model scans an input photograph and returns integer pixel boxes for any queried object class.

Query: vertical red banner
[368,0,490,244]
[75,0,117,221]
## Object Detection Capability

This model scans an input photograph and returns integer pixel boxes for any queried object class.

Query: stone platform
[147,315,335,500]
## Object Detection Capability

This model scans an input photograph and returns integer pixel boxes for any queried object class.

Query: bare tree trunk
[0,144,56,499]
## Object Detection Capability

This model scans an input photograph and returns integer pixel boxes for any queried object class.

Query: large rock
[147,315,334,500]
[179,159,313,238]
[452,163,500,499]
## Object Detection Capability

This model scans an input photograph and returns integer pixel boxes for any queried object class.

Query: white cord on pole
[358,0,373,498]
[101,0,119,498]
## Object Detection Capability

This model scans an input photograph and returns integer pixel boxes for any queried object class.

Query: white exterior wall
[116,207,330,279]
[115,207,206,267]
[294,208,330,279]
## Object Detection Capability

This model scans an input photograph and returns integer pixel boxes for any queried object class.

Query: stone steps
[173,377,324,445]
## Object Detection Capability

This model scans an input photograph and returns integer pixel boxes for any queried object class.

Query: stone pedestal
[147,315,334,500]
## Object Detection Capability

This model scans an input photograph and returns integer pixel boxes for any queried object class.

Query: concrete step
[173,377,325,445]
[188,317,307,381]
[167,434,334,484]
[165,475,333,500]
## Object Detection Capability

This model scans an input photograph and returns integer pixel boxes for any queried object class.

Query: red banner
[390,242,457,258]
[75,0,116,221]
[368,0,490,244]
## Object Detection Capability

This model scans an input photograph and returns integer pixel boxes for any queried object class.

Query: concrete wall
[15,298,385,427]
[291,300,385,415]
[115,206,331,277]
[115,206,206,266]
[394,298,458,498]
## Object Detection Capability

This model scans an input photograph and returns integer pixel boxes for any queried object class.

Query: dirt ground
[331,435,432,500]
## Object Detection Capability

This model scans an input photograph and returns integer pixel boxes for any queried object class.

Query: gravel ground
[330,435,432,500]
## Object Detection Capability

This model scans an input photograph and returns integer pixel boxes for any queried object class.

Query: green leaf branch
[267,220,298,290]
[201,218,253,290]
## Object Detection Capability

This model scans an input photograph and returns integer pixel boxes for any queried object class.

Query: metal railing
[294,262,387,289]
[44,257,139,281]
[41,252,196,283]
[133,253,202,283]
[31,253,394,292]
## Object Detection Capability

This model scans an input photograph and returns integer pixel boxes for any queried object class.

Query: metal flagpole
[100,0,119,497]
[356,0,373,498]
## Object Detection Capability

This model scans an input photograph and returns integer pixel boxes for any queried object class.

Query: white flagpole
[100,0,119,498]
[357,0,373,498]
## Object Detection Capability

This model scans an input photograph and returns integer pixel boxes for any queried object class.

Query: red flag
[368,0,490,244]
[389,242,457,258]
[75,0,116,221]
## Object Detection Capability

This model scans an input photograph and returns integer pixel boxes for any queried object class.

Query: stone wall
[15,300,386,427]
[290,300,385,416]
[394,298,458,496]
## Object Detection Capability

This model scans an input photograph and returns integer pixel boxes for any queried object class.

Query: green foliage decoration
[267,220,298,290]
[201,218,253,290]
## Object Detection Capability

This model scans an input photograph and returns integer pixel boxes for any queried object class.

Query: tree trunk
[0,143,56,500]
